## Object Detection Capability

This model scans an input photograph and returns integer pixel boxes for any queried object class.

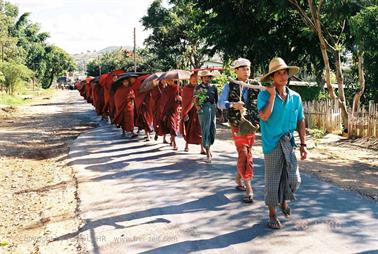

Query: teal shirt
[257,87,304,154]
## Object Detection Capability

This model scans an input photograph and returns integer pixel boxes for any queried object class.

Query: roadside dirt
[0,90,98,253]
[0,90,376,253]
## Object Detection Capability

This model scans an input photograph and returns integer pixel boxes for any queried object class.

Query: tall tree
[41,46,76,88]
[350,5,378,108]
[287,0,371,128]
[142,0,211,70]
[194,0,323,79]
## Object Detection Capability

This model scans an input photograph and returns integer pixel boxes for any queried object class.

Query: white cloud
[9,0,155,54]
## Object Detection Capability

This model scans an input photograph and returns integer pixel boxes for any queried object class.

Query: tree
[350,5,378,108]
[0,61,32,94]
[86,48,135,76]
[41,46,76,88]
[287,0,371,129]
[142,0,211,70]
[194,0,324,80]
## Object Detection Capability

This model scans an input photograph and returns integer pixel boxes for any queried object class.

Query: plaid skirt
[264,134,301,206]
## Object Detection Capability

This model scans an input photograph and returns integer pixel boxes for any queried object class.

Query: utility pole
[133,27,137,72]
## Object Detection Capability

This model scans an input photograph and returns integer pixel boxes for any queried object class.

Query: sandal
[235,185,246,191]
[242,195,254,203]
[281,206,291,218]
[268,215,281,229]
[184,148,189,152]
[200,151,206,155]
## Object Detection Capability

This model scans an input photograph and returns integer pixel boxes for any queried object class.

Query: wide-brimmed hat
[232,58,251,69]
[260,57,299,82]
[199,70,218,77]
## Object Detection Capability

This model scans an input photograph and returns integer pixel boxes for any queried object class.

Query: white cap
[232,58,251,69]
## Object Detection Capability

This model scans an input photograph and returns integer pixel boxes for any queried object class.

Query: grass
[308,128,326,140]
[0,88,55,107]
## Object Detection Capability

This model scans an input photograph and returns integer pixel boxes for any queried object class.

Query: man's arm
[258,86,276,121]
[297,119,307,160]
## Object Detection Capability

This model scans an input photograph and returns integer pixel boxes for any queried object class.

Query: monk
[160,80,182,150]
[152,80,169,143]
[103,70,125,123]
[85,77,94,103]
[113,73,138,138]
[181,72,205,154]
[92,78,105,117]
[133,75,154,141]
[98,73,110,119]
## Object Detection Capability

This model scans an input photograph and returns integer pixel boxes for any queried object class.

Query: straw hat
[260,57,299,82]
[199,70,217,77]
[232,58,251,69]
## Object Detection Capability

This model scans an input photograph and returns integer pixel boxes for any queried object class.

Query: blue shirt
[217,83,249,110]
[257,87,304,154]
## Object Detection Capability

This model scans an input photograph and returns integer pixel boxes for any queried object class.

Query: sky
[9,0,161,54]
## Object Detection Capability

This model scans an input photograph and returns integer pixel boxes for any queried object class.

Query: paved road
[66,103,378,254]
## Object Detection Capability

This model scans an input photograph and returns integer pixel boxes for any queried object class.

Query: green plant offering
[194,88,208,108]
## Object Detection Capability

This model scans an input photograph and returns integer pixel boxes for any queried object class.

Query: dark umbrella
[191,67,224,72]
[111,73,140,92]
[158,69,191,81]
[139,72,163,92]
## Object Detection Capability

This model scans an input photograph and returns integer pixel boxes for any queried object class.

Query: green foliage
[350,5,378,103]
[86,49,135,76]
[194,87,208,108]
[288,85,322,102]
[308,128,326,140]
[0,93,25,105]
[194,0,324,78]
[0,61,33,94]
[142,0,211,70]
[0,0,75,91]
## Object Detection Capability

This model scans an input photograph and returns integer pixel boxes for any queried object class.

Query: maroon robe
[133,75,154,132]
[113,85,135,132]
[180,85,202,144]
[160,85,181,136]
[152,84,168,136]
[92,83,105,116]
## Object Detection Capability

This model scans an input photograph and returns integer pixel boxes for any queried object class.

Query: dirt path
[0,90,98,253]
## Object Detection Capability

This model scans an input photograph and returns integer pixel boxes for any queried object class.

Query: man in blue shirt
[218,58,259,204]
[258,57,307,229]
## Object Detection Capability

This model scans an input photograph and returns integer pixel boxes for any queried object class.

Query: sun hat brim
[260,66,299,82]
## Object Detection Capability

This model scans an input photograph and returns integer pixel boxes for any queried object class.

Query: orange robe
[92,82,105,116]
[103,70,125,121]
[113,85,135,132]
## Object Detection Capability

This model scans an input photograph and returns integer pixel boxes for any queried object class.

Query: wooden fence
[303,99,378,138]
[303,99,342,133]
[348,100,378,138]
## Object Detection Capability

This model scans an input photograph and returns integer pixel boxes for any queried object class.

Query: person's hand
[299,146,307,160]
[266,85,276,97]
[232,101,244,110]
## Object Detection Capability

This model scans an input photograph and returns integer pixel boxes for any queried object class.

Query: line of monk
[75,70,206,154]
